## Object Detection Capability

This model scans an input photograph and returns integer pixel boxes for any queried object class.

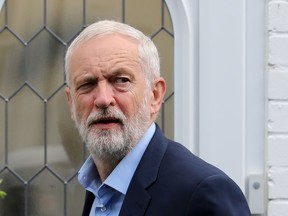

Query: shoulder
[163,138,225,178]
[185,173,251,215]
[159,140,251,215]
[133,126,251,215]
[147,125,226,180]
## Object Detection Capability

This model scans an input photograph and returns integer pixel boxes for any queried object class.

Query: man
[65,20,251,216]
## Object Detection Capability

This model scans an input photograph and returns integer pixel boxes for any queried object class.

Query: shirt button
[101,206,106,212]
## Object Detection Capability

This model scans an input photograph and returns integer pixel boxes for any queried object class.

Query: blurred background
[0,0,174,215]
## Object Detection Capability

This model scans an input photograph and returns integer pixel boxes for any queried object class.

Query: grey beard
[83,111,135,162]
[73,97,150,162]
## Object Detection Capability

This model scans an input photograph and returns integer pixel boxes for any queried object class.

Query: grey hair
[65,20,160,87]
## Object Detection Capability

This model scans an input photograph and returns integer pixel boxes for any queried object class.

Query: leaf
[0,179,7,199]
[0,191,7,199]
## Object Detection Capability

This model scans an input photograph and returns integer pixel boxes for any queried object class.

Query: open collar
[119,125,168,216]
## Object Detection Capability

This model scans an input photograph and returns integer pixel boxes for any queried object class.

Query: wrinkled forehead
[76,33,140,51]
[66,32,149,86]
[71,34,141,65]
[72,34,140,61]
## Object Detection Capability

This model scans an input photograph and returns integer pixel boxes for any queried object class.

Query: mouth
[88,117,122,129]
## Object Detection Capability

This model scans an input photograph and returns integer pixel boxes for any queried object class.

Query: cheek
[118,91,147,118]
[73,95,95,121]
[114,94,135,116]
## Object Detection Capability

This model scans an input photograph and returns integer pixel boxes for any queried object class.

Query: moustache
[86,107,127,128]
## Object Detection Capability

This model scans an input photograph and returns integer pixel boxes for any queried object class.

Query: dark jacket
[82,125,251,216]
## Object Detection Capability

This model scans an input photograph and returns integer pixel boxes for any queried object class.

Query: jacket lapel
[82,191,95,216]
[119,125,168,216]
[119,179,151,216]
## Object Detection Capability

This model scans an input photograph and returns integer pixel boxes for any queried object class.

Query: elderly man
[65,20,251,216]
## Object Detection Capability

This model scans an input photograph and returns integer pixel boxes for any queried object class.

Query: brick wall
[268,0,288,215]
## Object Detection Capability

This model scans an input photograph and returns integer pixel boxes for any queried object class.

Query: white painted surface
[166,0,266,214]
[199,0,247,190]
[165,0,199,153]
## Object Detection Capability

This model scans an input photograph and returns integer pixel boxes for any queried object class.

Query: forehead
[69,34,144,83]
[70,34,140,69]
[73,34,139,58]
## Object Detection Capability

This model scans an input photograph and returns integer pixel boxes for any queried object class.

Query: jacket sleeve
[186,174,251,216]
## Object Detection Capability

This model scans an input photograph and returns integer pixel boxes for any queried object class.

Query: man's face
[65,34,153,160]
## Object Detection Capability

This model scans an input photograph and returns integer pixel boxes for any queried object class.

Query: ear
[65,86,74,120]
[150,77,166,117]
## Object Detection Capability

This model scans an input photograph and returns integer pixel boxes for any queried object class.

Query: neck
[92,156,121,182]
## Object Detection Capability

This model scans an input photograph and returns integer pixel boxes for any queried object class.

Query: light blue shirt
[78,123,156,216]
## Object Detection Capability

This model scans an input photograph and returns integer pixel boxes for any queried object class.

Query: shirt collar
[78,123,156,195]
[78,155,99,189]
[104,123,156,194]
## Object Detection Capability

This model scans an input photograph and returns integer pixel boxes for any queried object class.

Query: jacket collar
[119,125,168,216]
[82,125,167,216]
[82,191,95,216]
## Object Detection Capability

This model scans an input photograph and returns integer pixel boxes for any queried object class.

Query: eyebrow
[74,75,98,87]
[109,68,136,80]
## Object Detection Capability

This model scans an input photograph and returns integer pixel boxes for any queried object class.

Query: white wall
[198,2,266,215]
[167,0,266,214]
[268,0,288,215]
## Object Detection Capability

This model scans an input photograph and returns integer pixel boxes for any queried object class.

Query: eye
[112,76,132,91]
[115,77,130,84]
[76,81,96,92]
[79,82,92,88]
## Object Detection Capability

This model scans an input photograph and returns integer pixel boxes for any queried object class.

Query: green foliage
[0,179,7,199]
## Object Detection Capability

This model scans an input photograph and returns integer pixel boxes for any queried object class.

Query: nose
[93,81,116,108]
